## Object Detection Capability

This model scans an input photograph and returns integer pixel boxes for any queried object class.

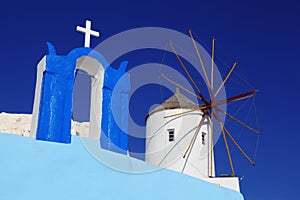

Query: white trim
[30,56,46,138]
[75,56,104,139]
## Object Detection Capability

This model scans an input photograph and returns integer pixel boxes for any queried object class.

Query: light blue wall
[0,133,244,200]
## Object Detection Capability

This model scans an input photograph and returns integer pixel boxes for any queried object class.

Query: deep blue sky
[1,0,299,199]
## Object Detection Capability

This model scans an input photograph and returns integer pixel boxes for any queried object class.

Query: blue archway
[31,43,130,154]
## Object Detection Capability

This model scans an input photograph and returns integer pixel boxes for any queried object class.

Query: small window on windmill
[168,129,175,142]
[202,132,206,145]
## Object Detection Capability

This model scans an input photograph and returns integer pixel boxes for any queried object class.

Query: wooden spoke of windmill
[160,77,259,175]
[168,41,209,104]
[213,109,256,166]
[163,108,200,119]
[161,73,257,110]
[216,107,261,135]
[188,29,211,91]
[159,29,260,177]
[160,73,203,102]
[163,104,260,136]
[214,61,237,97]
[214,109,235,175]
[161,75,258,118]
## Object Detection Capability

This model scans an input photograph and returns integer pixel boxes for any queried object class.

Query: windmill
[158,29,261,177]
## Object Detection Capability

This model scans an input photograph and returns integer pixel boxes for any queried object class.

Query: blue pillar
[100,61,130,154]
[36,54,74,143]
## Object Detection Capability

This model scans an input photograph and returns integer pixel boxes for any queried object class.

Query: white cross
[76,20,100,48]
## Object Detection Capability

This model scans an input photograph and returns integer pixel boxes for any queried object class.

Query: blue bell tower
[30,20,130,154]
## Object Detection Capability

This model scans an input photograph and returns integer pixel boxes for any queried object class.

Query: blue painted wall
[100,61,130,154]
[0,133,244,200]
[36,53,74,143]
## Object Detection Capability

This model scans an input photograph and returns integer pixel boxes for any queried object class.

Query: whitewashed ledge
[0,112,89,137]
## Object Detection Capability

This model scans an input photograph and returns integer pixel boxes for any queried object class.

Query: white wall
[145,108,215,179]
[75,56,104,139]
[30,56,46,138]
[205,177,240,192]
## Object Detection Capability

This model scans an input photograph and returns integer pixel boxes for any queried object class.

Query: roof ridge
[145,88,200,120]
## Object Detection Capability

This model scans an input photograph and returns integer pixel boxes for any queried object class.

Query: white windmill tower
[145,88,215,180]
[144,29,260,192]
